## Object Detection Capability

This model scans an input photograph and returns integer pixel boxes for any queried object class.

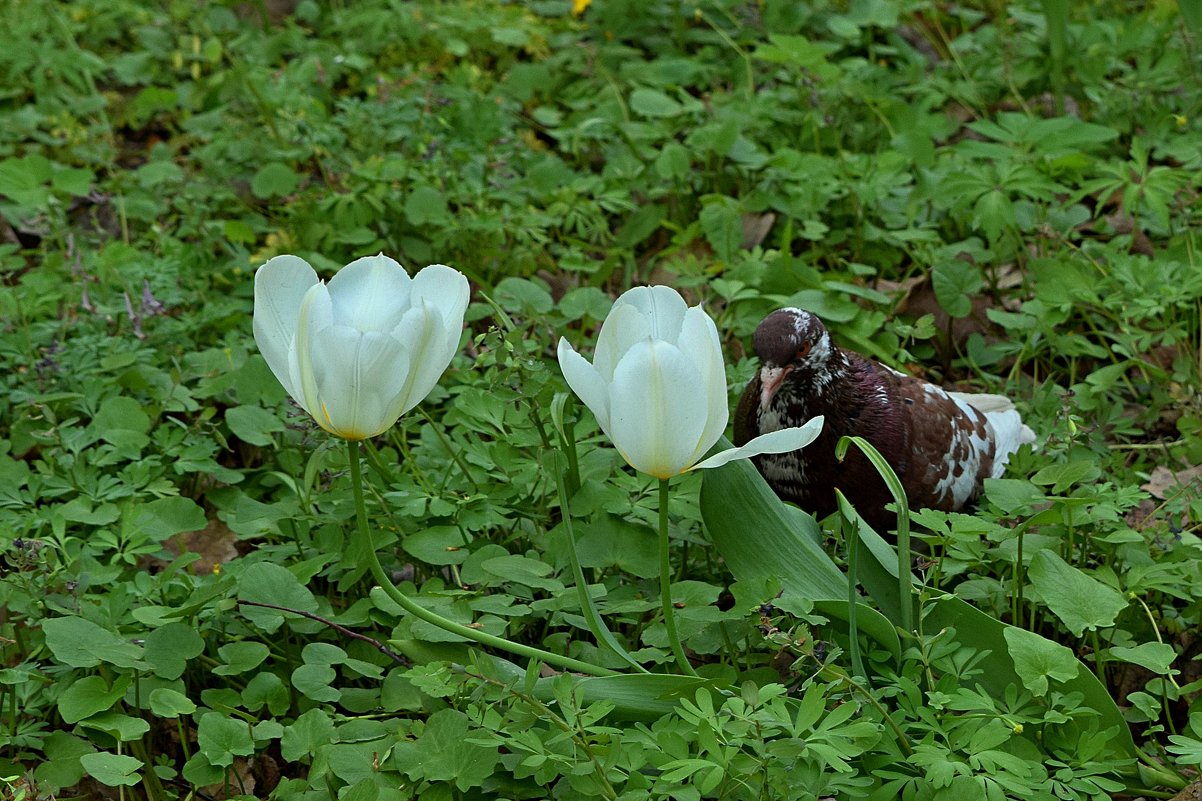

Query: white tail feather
[950,392,1037,477]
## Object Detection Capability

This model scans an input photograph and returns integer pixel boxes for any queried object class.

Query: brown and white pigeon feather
[733,308,1035,531]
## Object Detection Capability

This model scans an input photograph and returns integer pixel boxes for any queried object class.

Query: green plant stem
[347,439,616,678]
[658,478,697,676]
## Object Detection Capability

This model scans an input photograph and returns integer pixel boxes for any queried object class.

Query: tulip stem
[346,440,616,679]
[659,478,697,676]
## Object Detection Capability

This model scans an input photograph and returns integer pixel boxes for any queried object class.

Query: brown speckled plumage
[734,308,1034,531]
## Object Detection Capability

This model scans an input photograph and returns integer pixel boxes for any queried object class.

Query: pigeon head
[751,308,838,410]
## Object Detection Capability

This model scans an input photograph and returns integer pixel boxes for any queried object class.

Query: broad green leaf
[1003,625,1080,696]
[236,562,319,633]
[574,514,658,579]
[142,621,205,679]
[699,199,743,263]
[242,671,291,716]
[1108,642,1178,675]
[197,712,255,767]
[149,688,197,718]
[79,752,143,787]
[292,664,340,702]
[404,184,450,226]
[922,594,1134,756]
[35,731,95,792]
[1028,550,1127,636]
[214,641,271,675]
[391,709,500,789]
[403,526,472,566]
[1031,460,1101,493]
[42,616,145,669]
[225,404,286,446]
[251,162,299,198]
[124,496,207,543]
[78,712,150,741]
[629,87,682,117]
[58,675,131,724]
[931,260,982,318]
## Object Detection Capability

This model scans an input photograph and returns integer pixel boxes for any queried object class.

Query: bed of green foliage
[2,0,1201,799]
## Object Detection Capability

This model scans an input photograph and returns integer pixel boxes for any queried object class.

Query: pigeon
[733,308,1035,531]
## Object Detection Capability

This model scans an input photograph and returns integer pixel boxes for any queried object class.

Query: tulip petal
[409,263,470,370]
[253,255,319,401]
[592,302,651,383]
[609,340,709,479]
[388,299,451,418]
[690,416,825,471]
[326,253,412,332]
[302,325,412,439]
[557,338,612,435]
[410,264,470,330]
[616,285,689,343]
[677,305,729,465]
[295,282,335,420]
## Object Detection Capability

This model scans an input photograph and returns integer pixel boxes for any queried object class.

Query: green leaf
[403,526,472,566]
[79,753,143,787]
[35,731,95,791]
[237,562,319,633]
[251,162,300,198]
[197,712,255,768]
[91,395,151,454]
[214,641,271,675]
[292,664,340,702]
[629,87,682,117]
[480,554,564,591]
[242,671,291,716]
[1181,0,1202,34]
[124,497,207,543]
[391,709,499,790]
[142,621,205,679]
[226,405,286,447]
[1030,460,1101,493]
[494,276,553,316]
[699,199,743,263]
[931,260,982,319]
[58,674,130,724]
[1028,550,1127,636]
[574,514,658,579]
[974,189,1014,242]
[700,444,847,602]
[42,616,145,669]
[280,708,335,761]
[404,184,450,226]
[1107,642,1178,675]
[78,712,151,741]
[1003,625,1080,696]
[149,688,197,718]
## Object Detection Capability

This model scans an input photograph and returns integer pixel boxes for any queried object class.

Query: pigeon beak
[759,365,792,410]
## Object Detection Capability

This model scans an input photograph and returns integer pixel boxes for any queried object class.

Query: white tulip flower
[253,253,469,440]
[557,285,823,479]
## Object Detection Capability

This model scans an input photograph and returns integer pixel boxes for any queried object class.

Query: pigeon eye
[796,342,812,360]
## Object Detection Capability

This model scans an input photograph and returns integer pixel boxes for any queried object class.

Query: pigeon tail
[950,391,1037,477]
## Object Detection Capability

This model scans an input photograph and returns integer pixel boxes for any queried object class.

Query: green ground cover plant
[1,0,1200,799]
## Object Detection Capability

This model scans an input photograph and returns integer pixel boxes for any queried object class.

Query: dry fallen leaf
[1141,465,1202,501]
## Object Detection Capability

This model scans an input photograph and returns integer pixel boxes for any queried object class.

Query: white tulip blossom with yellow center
[253,253,469,440]
[557,285,823,479]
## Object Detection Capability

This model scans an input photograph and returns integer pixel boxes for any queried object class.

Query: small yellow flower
[572,0,591,16]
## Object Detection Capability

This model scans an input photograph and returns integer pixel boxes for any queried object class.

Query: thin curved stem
[347,439,616,678]
[659,478,697,676]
